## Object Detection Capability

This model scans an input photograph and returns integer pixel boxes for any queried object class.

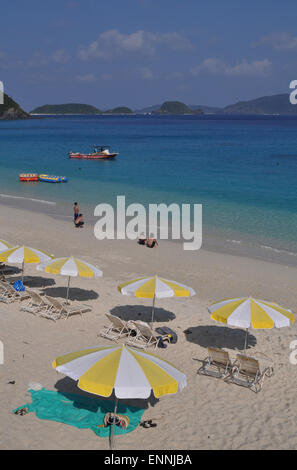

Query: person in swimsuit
[75,213,84,228]
[146,235,158,248]
[138,232,147,245]
[73,202,79,223]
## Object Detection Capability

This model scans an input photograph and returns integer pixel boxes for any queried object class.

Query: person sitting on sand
[146,235,158,248]
[138,232,147,245]
[73,202,79,223]
[75,213,84,228]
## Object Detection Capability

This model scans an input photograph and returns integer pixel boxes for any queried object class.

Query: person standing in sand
[73,202,79,223]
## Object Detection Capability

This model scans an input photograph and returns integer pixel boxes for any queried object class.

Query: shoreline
[1,193,297,268]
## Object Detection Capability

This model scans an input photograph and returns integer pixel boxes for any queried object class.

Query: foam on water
[0,193,56,205]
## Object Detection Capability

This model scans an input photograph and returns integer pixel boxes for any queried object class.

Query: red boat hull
[19,174,39,182]
[69,153,118,160]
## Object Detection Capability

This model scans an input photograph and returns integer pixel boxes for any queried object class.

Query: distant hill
[190,104,221,113]
[28,93,297,117]
[220,93,296,115]
[153,101,203,115]
[103,106,133,114]
[0,93,29,120]
[135,103,217,114]
[30,103,101,114]
[134,104,162,114]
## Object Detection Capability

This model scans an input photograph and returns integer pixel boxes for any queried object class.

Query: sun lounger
[226,354,274,393]
[0,280,29,303]
[126,321,167,350]
[100,313,131,342]
[43,296,92,320]
[198,347,232,379]
[20,289,50,315]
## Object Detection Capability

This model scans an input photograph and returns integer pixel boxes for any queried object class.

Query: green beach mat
[13,388,145,437]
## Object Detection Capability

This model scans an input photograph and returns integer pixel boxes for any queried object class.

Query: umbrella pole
[110,398,118,450]
[244,328,249,354]
[151,294,156,325]
[21,260,24,284]
[66,276,71,303]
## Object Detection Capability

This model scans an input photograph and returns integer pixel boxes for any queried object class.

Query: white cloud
[100,73,113,81]
[51,49,69,64]
[253,32,297,51]
[75,73,97,83]
[191,58,272,77]
[138,67,154,79]
[78,29,193,60]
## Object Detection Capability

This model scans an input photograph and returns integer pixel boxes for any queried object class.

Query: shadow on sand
[184,325,257,351]
[54,376,159,410]
[0,265,22,275]
[24,276,56,288]
[43,286,99,301]
[110,305,176,323]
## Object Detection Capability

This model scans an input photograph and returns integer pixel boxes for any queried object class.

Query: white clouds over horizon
[51,49,70,64]
[253,32,297,51]
[191,58,272,77]
[78,29,194,60]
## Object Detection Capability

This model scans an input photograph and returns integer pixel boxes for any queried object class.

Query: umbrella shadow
[110,305,176,323]
[55,376,159,411]
[24,276,56,288]
[43,286,99,301]
[184,325,257,351]
[0,265,22,275]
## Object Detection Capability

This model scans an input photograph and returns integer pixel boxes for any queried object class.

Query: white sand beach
[1,201,297,450]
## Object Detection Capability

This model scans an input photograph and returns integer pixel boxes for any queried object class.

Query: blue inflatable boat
[39,174,68,183]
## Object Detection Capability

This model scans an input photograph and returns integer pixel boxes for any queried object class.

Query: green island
[0,93,29,120]
[103,106,133,114]
[30,103,102,115]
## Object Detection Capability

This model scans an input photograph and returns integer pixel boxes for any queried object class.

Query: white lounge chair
[0,280,29,303]
[126,321,166,350]
[226,354,274,393]
[198,347,232,378]
[20,289,51,315]
[44,296,92,320]
[100,313,131,342]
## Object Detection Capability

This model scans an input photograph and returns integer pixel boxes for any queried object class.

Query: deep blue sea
[1,114,297,260]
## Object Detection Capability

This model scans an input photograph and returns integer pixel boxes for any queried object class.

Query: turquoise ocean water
[1,114,297,261]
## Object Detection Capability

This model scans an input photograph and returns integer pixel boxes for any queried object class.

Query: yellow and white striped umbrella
[53,344,186,399]
[209,297,294,329]
[37,257,103,278]
[0,245,53,264]
[0,245,53,282]
[118,275,195,323]
[53,343,186,448]
[118,275,195,299]
[0,239,13,252]
[209,296,295,351]
[37,256,103,300]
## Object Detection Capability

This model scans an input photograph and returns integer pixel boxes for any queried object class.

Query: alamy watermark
[0,340,3,365]
[94,196,202,250]
[289,80,297,104]
[289,340,297,365]
[0,80,3,105]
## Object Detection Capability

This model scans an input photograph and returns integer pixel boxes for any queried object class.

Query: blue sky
[1,0,297,110]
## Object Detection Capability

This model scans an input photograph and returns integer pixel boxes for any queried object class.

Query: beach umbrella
[118,275,195,324]
[0,239,13,252]
[37,256,103,301]
[0,245,53,282]
[208,296,295,352]
[53,344,186,448]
